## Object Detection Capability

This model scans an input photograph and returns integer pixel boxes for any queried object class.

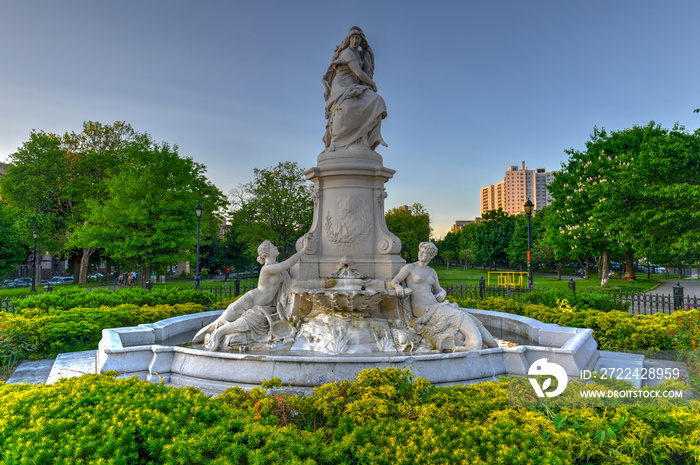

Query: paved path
[646,280,700,296]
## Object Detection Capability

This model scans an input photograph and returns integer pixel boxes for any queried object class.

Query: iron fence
[445,282,541,301]
[0,298,16,314]
[592,289,699,315]
[198,281,253,303]
[444,281,699,316]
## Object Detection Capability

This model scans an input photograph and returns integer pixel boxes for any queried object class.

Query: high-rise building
[480,161,554,216]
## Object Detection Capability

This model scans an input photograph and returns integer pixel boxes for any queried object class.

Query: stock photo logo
[528,358,568,397]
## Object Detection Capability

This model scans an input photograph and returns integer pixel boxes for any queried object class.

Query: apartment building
[480,161,554,216]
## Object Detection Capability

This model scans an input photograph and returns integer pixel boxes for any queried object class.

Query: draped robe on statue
[323,47,387,151]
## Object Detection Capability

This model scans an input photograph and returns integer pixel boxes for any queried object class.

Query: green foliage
[385,203,431,261]
[76,134,226,286]
[13,287,215,311]
[455,296,699,351]
[0,203,26,277]
[0,131,69,255]
[0,314,36,375]
[230,161,313,260]
[472,209,515,268]
[2,302,205,358]
[549,122,700,278]
[515,289,629,312]
[2,368,699,464]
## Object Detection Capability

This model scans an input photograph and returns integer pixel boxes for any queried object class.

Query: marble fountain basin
[97,308,598,394]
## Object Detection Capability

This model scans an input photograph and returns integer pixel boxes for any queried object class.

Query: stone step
[6,358,55,384]
[7,351,97,386]
[46,351,96,384]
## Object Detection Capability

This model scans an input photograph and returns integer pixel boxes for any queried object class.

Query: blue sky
[2,1,699,238]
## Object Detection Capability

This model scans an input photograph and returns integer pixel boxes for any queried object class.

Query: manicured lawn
[431,264,662,293]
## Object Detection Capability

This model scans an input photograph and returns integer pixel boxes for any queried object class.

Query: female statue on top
[322,26,388,152]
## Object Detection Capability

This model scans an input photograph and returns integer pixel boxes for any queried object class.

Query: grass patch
[432,264,662,293]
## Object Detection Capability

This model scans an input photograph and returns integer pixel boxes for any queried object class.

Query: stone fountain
[97,27,599,393]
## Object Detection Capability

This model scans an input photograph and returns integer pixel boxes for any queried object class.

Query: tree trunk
[138,263,151,288]
[678,262,683,280]
[623,249,636,281]
[600,249,610,288]
[78,248,96,284]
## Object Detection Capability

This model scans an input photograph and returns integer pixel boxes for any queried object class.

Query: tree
[506,214,544,270]
[549,122,700,283]
[458,248,476,269]
[385,203,431,261]
[440,250,456,269]
[472,209,515,270]
[62,121,136,283]
[0,203,26,277]
[0,122,138,284]
[0,131,70,284]
[74,135,226,286]
[230,162,313,260]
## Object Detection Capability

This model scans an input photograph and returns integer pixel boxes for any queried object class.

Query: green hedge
[13,287,215,312]
[1,303,205,359]
[0,368,698,464]
[514,289,630,312]
[455,296,699,352]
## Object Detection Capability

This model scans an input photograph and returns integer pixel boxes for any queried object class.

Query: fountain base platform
[97,308,598,394]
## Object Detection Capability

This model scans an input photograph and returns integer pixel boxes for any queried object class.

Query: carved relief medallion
[324,195,371,245]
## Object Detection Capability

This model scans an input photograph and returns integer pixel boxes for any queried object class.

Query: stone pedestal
[296,145,405,281]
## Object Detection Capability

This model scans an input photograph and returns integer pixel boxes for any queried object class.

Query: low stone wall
[97,309,598,394]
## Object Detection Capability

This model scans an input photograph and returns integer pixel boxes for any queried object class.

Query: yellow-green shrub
[2,303,205,359]
[456,297,697,351]
[2,368,699,464]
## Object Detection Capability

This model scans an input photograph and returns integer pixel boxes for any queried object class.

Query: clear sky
[2,1,699,238]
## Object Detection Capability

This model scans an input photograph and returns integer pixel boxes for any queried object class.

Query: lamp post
[195,204,204,290]
[31,230,39,292]
[523,200,534,289]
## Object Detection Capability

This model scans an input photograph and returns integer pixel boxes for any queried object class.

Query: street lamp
[523,200,534,289]
[31,230,39,292]
[195,204,204,290]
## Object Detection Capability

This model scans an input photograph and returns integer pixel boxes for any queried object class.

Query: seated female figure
[192,240,307,351]
[391,242,498,352]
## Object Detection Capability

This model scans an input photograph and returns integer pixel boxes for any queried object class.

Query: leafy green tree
[440,250,456,269]
[74,135,226,286]
[615,124,700,277]
[385,203,431,261]
[1,122,138,284]
[230,161,313,260]
[222,225,256,274]
[472,209,515,270]
[0,204,26,278]
[62,121,136,283]
[457,222,478,252]
[550,122,700,283]
[458,248,476,269]
[0,131,69,284]
[506,214,544,271]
